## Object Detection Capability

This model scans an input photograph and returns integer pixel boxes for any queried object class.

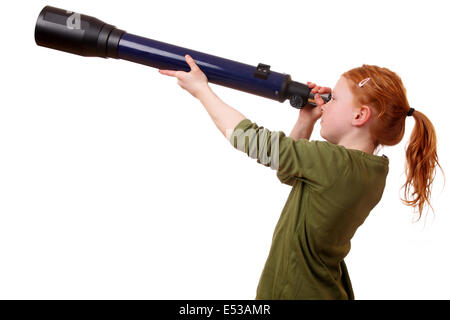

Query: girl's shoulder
[318,140,389,165]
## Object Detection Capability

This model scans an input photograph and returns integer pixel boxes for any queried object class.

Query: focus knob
[289,95,304,109]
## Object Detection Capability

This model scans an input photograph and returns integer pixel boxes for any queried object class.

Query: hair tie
[407,108,415,117]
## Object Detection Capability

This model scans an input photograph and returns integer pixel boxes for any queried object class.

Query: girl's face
[319,76,361,144]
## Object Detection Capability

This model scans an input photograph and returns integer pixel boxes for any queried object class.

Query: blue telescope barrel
[34,5,330,109]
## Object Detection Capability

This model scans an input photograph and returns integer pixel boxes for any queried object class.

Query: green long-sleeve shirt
[229,118,389,300]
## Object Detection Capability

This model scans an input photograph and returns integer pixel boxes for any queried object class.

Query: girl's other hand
[299,82,332,123]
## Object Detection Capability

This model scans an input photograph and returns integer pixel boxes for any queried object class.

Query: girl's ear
[353,105,371,126]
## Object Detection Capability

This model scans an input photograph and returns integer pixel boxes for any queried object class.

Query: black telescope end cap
[34,5,125,58]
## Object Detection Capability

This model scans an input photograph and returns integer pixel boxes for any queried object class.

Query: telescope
[34,5,330,109]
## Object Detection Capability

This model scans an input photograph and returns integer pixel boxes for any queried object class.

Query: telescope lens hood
[34,5,125,58]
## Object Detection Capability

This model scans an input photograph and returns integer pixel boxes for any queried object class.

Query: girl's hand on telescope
[299,82,331,123]
[159,55,209,99]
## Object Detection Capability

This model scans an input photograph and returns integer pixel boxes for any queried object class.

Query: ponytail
[401,109,445,221]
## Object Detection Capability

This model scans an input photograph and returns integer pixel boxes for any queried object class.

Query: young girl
[159,55,443,299]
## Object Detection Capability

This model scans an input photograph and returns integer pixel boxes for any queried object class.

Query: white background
[0,0,449,299]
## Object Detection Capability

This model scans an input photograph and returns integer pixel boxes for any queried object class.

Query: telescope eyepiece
[34,5,125,58]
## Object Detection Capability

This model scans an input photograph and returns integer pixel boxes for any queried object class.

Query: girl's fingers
[159,55,200,77]
[315,94,324,104]
[185,54,200,71]
[159,69,178,77]
[318,86,332,93]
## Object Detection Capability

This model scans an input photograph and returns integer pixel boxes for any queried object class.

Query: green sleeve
[276,171,297,186]
[229,118,348,190]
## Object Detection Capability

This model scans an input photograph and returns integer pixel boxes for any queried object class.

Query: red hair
[342,64,445,221]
